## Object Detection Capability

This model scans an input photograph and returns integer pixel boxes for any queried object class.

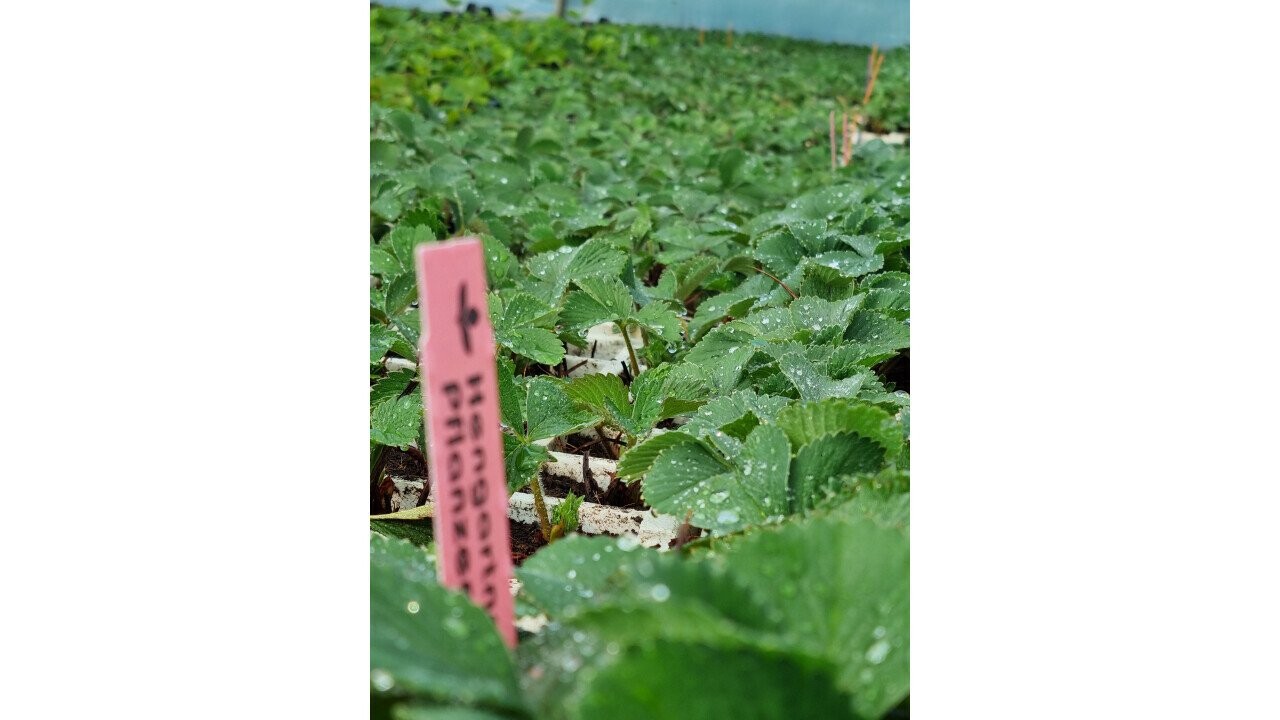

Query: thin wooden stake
[829,111,837,171]
[863,51,885,106]
[839,113,849,166]
[840,112,851,167]
[698,28,705,46]
[726,23,733,48]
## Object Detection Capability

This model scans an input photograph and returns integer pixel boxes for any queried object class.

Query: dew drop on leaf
[865,639,891,664]
[371,669,395,692]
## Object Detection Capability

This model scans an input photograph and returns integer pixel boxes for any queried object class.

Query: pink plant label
[415,237,516,647]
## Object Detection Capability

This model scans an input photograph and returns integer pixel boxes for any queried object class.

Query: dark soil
[555,432,621,461]
[510,519,548,565]
[875,349,910,394]
[538,471,589,500]
[383,446,427,479]
[534,463,648,511]
[596,476,646,510]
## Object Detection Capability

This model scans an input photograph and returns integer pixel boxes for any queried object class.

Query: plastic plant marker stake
[414,237,516,648]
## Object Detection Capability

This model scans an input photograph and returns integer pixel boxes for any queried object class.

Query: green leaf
[480,234,518,287]
[845,309,910,357]
[372,370,416,410]
[770,346,866,401]
[500,327,564,365]
[682,323,758,390]
[714,514,910,718]
[564,373,629,419]
[391,706,514,720]
[811,250,884,278]
[573,276,634,319]
[504,435,550,494]
[371,392,422,449]
[790,433,886,511]
[550,491,583,532]
[633,303,683,343]
[681,389,790,438]
[384,272,419,316]
[717,147,748,188]
[798,263,858,300]
[754,230,807,277]
[518,537,775,642]
[524,377,594,442]
[643,425,790,533]
[369,535,525,713]
[558,292,615,335]
[574,642,854,720]
[371,324,397,364]
[616,431,696,479]
[524,240,628,304]
[789,295,864,344]
[491,290,556,328]
[516,535,625,616]
[627,366,670,431]
[776,398,905,459]
[496,357,524,433]
[372,225,435,277]
[371,519,434,548]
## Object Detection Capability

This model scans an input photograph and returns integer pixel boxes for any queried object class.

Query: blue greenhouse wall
[377,0,909,47]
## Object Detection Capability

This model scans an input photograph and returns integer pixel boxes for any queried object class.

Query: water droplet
[444,616,469,638]
[716,509,739,524]
[500,177,509,184]
[617,535,640,551]
[606,642,621,655]
[649,584,671,601]
[567,569,577,579]
[865,639,891,664]
[405,600,420,614]
[371,668,395,692]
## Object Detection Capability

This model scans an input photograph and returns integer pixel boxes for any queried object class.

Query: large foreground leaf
[714,514,910,718]
[575,642,856,720]
[369,535,525,715]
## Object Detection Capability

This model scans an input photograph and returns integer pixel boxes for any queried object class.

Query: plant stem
[528,473,554,541]
[370,443,387,484]
[595,424,618,459]
[752,266,798,299]
[620,322,642,376]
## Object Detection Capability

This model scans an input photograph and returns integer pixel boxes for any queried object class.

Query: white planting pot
[860,130,908,145]
[566,322,646,369]
[402,448,676,549]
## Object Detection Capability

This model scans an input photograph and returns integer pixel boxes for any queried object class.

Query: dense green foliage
[371,6,909,719]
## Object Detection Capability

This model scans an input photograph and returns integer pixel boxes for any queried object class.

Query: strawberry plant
[370,6,910,719]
